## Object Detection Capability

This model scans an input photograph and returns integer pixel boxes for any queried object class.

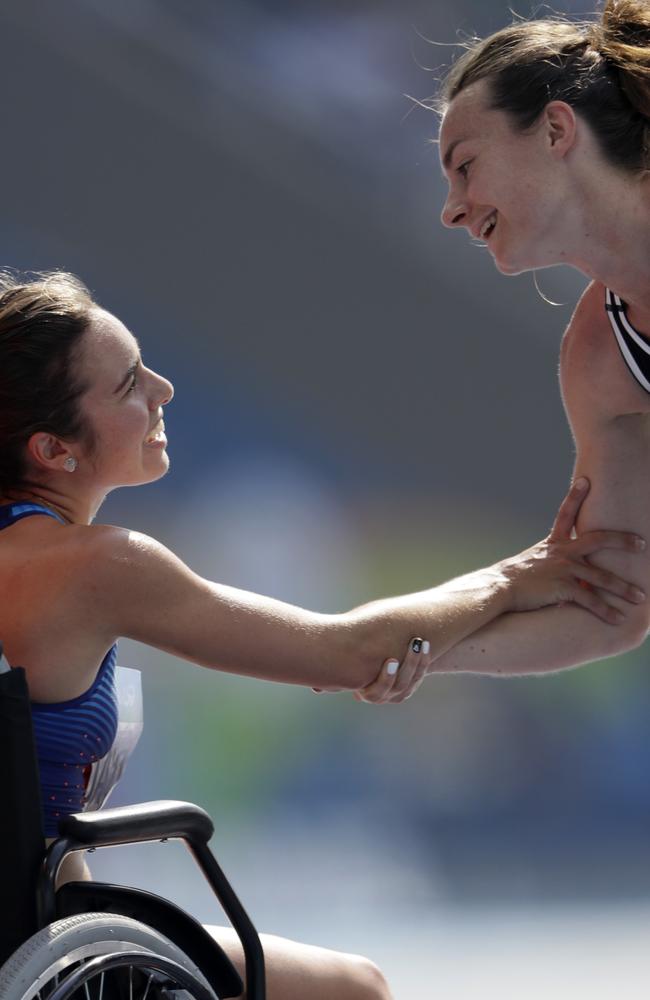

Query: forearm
[342,566,512,682]
[192,565,514,691]
[197,566,514,691]
[428,601,645,677]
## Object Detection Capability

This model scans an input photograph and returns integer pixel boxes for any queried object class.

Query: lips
[145,419,165,444]
[473,211,497,240]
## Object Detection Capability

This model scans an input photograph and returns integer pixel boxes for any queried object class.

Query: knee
[344,953,392,1000]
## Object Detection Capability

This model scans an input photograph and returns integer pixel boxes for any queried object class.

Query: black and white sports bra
[605,288,650,393]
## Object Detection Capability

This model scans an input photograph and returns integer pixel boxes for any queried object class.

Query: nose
[160,376,174,405]
[151,371,174,407]
[441,195,467,229]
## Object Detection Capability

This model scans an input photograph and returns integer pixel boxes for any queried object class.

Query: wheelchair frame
[0,648,266,1000]
[41,799,265,999]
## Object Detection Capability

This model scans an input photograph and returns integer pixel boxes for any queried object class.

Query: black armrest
[57,800,214,848]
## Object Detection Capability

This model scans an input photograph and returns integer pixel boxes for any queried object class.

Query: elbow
[605,610,649,658]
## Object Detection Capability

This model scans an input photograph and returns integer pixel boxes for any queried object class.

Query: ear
[543,101,577,159]
[26,432,75,474]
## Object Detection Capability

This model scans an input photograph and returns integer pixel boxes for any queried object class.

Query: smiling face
[439,80,577,275]
[75,308,174,489]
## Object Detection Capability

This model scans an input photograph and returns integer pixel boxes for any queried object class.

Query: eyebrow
[442,137,468,172]
[114,359,140,395]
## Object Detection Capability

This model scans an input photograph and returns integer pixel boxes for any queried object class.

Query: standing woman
[391,0,650,683]
[0,265,642,998]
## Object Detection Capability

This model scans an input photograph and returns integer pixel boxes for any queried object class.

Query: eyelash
[457,160,472,178]
[126,372,139,393]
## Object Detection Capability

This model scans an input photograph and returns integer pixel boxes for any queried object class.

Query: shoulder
[559,280,650,420]
[74,523,196,589]
[561,281,608,353]
[560,279,623,370]
[74,522,213,627]
[559,281,611,395]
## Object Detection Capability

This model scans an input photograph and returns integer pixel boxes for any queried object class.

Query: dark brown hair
[0,271,97,490]
[439,0,650,174]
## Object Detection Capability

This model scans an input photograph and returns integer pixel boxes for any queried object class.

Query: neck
[560,170,650,320]
[0,482,105,526]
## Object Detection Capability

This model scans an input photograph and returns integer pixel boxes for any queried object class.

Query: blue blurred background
[3,0,650,995]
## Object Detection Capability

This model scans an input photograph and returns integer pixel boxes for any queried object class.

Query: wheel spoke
[141,972,155,1000]
[2,915,220,1000]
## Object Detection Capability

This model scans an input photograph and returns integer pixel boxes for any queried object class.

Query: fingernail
[422,640,430,655]
[635,537,646,550]
[574,477,588,490]
[612,610,625,624]
[411,638,423,654]
[634,588,646,602]
[387,659,399,675]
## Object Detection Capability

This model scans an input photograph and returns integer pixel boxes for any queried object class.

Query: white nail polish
[422,640,430,655]
[387,660,399,675]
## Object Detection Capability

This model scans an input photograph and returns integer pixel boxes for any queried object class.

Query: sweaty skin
[430,281,650,676]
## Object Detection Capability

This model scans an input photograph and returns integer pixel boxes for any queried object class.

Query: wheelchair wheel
[0,912,219,999]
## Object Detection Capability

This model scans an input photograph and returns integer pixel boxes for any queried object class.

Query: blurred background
[3,0,650,995]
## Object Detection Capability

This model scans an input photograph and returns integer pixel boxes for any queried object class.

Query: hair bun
[595,0,650,118]
[602,0,650,45]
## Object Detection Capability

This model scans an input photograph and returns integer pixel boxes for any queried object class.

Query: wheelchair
[0,647,266,1000]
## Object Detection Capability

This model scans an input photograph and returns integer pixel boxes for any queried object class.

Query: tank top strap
[605,287,650,394]
[0,502,67,529]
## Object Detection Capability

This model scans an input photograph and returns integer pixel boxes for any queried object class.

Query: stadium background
[2,2,648,995]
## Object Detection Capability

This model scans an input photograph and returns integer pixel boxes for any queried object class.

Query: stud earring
[63,456,78,472]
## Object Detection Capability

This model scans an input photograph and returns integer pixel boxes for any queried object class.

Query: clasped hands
[314,478,646,705]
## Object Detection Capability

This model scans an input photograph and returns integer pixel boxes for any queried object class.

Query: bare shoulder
[560,281,608,355]
[560,280,650,421]
[73,522,223,648]
[74,523,198,593]
[559,281,610,417]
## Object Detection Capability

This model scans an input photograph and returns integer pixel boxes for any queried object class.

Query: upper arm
[559,284,650,644]
[82,526,365,688]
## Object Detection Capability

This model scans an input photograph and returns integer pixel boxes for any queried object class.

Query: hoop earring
[63,456,78,472]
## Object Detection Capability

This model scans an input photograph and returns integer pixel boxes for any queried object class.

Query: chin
[492,250,537,277]
[137,452,171,486]
[150,454,171,481]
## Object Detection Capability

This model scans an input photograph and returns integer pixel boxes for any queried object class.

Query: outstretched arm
[427,602,644,678]
[82,482,642,693]
[354,477,648,699]
[428,510,649,679]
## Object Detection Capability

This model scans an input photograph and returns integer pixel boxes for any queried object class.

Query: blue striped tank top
[0,502,119,836]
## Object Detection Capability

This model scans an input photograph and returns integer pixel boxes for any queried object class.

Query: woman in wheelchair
[0,272,645,999]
